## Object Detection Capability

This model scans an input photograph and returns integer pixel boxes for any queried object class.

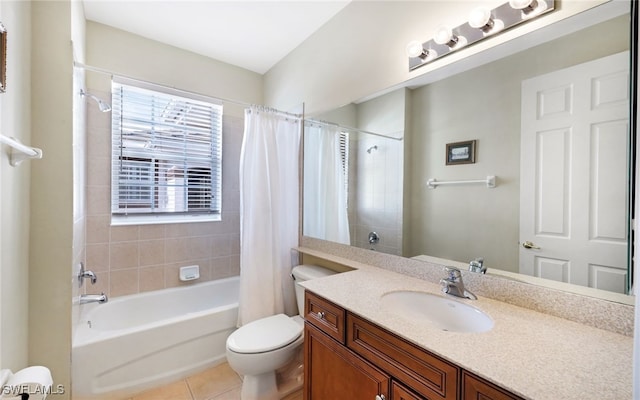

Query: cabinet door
[462,371,524,400]
[305,322,390,400]
[392,381,427,400]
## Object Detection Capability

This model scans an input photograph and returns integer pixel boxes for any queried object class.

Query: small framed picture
[446,140,476,165]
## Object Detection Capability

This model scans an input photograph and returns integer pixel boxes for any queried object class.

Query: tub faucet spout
[80,293,108,305]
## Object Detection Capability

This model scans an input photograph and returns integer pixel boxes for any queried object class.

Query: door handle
[522,241,541,250]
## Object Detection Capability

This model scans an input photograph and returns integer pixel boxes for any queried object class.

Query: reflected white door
[519,52,629,293]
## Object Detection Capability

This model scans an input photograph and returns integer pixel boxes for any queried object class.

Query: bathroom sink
[380,291,494,333]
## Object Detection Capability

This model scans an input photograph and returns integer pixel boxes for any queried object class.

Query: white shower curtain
[238,106,301,326]
[303,124,350,245]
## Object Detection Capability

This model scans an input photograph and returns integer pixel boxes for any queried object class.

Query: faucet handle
[469,257,487,274]
[443,266,461,279]
[78,262,98,286]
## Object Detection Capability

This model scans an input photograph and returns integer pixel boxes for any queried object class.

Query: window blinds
[111,81,223,218]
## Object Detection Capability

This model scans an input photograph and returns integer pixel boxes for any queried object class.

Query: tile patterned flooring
[128,362,303,400]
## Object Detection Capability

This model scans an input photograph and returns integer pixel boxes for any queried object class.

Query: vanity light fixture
[407,0,554,71]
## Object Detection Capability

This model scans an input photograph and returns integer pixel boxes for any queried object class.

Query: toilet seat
[227,314,302,354]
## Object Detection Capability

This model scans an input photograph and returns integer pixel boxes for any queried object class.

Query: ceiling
[82,1,351,75]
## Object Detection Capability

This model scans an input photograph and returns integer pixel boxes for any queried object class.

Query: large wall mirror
[303,0,636,298]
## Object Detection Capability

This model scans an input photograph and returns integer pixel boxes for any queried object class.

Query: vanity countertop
[300,262,634,400]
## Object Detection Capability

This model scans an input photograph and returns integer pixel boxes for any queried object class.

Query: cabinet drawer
[304,291,346,343]
[347,313,459,400]
[462,371,524,400]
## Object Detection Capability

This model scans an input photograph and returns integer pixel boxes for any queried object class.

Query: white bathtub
[72,276,239,400]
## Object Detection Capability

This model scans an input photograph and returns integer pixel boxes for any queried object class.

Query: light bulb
[406,40,425,58]
[468,7,492,29]
[510,0,547,18]
[509,0,533,9]
[469,7,504,35]
[434,25,456,46]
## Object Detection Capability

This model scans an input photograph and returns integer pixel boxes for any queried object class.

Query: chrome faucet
[79,293,108,305]
[468,257,486,274]
[440,267,477,300]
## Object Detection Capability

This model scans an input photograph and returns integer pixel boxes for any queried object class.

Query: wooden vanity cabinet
[304,291,525,400]
[305,323,390,399]
[304,291,389,399]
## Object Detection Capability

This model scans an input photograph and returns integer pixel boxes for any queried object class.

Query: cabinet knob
[375,395,386,400]
[317,311,325,319]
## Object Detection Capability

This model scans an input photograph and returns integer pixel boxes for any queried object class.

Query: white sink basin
[381,291,494,333]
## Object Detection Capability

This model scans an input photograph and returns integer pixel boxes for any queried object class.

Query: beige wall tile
[86,243,109,272]
[229,255,240,277]
[211,235,231,257]
[166,224,190,238]
[110,269,139,297]
[188,236,211,260]
[139,239,166,266]
[139,266,165,293]
[87,155,110,187]
[188,222,216,237]
[87,215,110,244]
[139,224,165,240]
[110,242,139,269]
[111,225,140,242]
[87,185,110,215]
[87,126,112,160]
[165,237,189,263]
[211,257,231,280]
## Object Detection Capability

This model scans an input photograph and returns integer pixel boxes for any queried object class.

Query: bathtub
[72,276,239,400]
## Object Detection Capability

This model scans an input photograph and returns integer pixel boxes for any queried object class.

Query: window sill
[111,213,221,226]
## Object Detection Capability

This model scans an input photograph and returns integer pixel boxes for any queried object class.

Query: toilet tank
[291,265,336,316]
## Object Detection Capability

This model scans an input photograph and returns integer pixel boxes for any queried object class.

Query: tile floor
[128,362,303,400]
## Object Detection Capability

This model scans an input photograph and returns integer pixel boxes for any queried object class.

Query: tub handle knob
[317,311,325,319]
[78,262,97,286]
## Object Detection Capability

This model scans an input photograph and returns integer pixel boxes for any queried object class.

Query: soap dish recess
[179,265,200,281]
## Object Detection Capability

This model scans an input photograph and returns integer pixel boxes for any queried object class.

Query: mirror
[303,1,634,296]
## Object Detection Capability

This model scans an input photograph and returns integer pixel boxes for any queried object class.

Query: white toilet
[226,264,336,400]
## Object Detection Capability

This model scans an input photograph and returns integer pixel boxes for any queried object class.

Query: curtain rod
[304,118,403,141]
[74,61,302,117]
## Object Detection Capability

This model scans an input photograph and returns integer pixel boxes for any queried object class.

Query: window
[338,132,349,206]
[111,78,223,224]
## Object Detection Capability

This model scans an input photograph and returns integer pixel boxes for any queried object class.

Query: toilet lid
[227,314,303,354]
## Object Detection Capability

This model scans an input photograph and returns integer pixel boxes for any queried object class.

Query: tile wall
[349,134,403,256]
[84,90,243,298]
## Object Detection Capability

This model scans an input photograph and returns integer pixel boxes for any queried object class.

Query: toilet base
[241,372,278,400]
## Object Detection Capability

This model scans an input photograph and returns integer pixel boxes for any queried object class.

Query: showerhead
[366,145,378,154]
[80,89,111,113]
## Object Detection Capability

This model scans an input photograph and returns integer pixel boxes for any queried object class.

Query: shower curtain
[303,124,350,244]
[238,106,301,326]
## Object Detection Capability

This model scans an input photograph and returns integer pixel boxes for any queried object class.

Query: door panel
[520,51,629,292]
